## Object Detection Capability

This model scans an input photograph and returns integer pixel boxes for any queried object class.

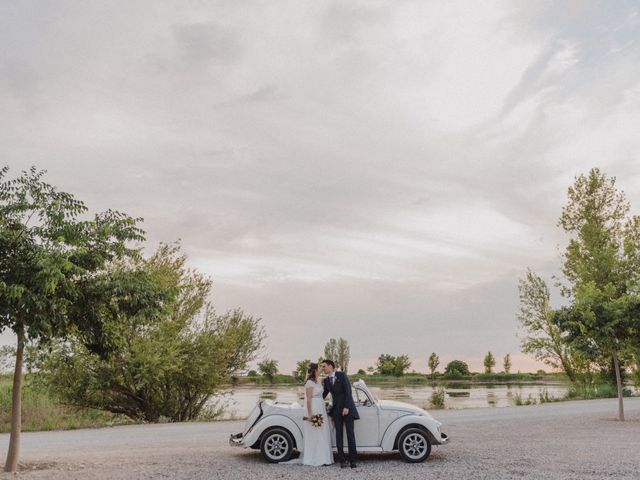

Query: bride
[290,362,333,466]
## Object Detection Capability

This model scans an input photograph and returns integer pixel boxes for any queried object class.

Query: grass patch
[565,382,633,400]
[512,383,635,407]
[513,393,537,405]
[0,374,131,433]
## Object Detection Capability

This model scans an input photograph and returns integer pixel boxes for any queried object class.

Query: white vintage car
[229,379,448,463]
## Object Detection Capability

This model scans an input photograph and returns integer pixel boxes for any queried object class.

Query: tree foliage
[324,338,337,362]
[444,360,470,378]
[483,351,495,374]
[295,359,311,380]
[503,353,512,374]
[517,269,581,381]
[323,337,350,372]
[556,168,640,421]
[520,168,640,421]
[0,166,157,472]
[337,338,350,373]
[41,244,264,422]
[376,354,411,376]
[428,352,440,379]
[258,358,279,381]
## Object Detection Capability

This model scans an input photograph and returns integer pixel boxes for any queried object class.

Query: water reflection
[217,382,572,419]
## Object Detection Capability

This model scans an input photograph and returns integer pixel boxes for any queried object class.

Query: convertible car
[229,379,448,463]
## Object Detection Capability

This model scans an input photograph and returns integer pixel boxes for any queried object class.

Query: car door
[353,386,379,447]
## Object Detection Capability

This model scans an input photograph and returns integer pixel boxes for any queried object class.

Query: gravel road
[1,398,639,479]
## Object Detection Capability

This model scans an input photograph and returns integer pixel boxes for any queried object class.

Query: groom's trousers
[333,414,357,462]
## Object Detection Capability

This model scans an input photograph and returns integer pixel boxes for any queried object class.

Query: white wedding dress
[287,379,333,466]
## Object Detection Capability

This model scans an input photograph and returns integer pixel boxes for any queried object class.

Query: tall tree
[336,337,350,373]
[556,168,640,421]
[324,338,338,362]
[517,269,579,381]
[483,351,496,374]
[428,352,440,380]
[503,354,512,374]
[0,166,157,472]
[42,244,264,422]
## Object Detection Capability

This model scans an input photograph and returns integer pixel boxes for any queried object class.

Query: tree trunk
[4,324,24,473]
[612,349,625,422]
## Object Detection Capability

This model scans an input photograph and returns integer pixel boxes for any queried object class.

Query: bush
[429,387,446,409]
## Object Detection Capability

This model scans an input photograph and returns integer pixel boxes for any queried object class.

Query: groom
[321,359,359,468]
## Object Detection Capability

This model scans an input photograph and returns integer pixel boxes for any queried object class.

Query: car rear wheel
[260,428,294,463]
[398,428,431,463]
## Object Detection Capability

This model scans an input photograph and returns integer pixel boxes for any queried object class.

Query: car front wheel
[260,428,294,463]
[398,428,431,463]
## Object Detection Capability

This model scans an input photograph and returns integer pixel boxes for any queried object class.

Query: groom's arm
[340,372,355,414]
[322,378,329,399]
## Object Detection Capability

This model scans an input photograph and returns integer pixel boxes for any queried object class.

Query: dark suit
[323,371,358,462]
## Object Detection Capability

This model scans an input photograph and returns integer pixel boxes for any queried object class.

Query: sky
[2,1,640,374]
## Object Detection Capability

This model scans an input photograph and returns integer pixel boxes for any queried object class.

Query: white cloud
[2,0,640,373]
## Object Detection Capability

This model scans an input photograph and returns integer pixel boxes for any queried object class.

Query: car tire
[260,428,294,463]
[398,428,431,463]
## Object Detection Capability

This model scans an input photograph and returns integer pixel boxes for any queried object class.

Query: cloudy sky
[2,1,640,373]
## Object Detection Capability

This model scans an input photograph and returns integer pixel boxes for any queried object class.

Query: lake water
[216,382,571,420]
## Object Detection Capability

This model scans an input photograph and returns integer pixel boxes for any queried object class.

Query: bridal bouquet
[309,414,324,428]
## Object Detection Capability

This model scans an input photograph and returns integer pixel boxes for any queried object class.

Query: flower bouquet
[303,414,324,427]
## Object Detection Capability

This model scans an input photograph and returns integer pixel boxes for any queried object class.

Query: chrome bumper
[229,432,243,447]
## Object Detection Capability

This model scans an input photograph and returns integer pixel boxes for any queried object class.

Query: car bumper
[229,433,244,447]
[438,432,449,445]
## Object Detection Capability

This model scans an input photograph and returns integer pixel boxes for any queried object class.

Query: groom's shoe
[340,461,348,468]
[350,462,357,469]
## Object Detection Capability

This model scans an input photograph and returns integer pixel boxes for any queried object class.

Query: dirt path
[1,397,639,479]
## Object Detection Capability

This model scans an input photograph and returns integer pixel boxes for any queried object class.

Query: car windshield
[353,386,376,404]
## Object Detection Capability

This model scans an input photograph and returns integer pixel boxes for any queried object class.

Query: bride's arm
[305,385,314,420]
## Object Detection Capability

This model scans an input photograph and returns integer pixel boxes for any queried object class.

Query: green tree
[0,166,158,472]
[428,352,440,380]
[483,351,496,374]
[556,168,640,421]
[503,354,512,374]
[258,359,279,382]
[41,244,264,422]
[444,360,470,378]
[296,359,312,380]
[337,338,350,373]
[393,355,411,376]
[517,270,580,381]
[324,338,338,362]
[376,354,411,376]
